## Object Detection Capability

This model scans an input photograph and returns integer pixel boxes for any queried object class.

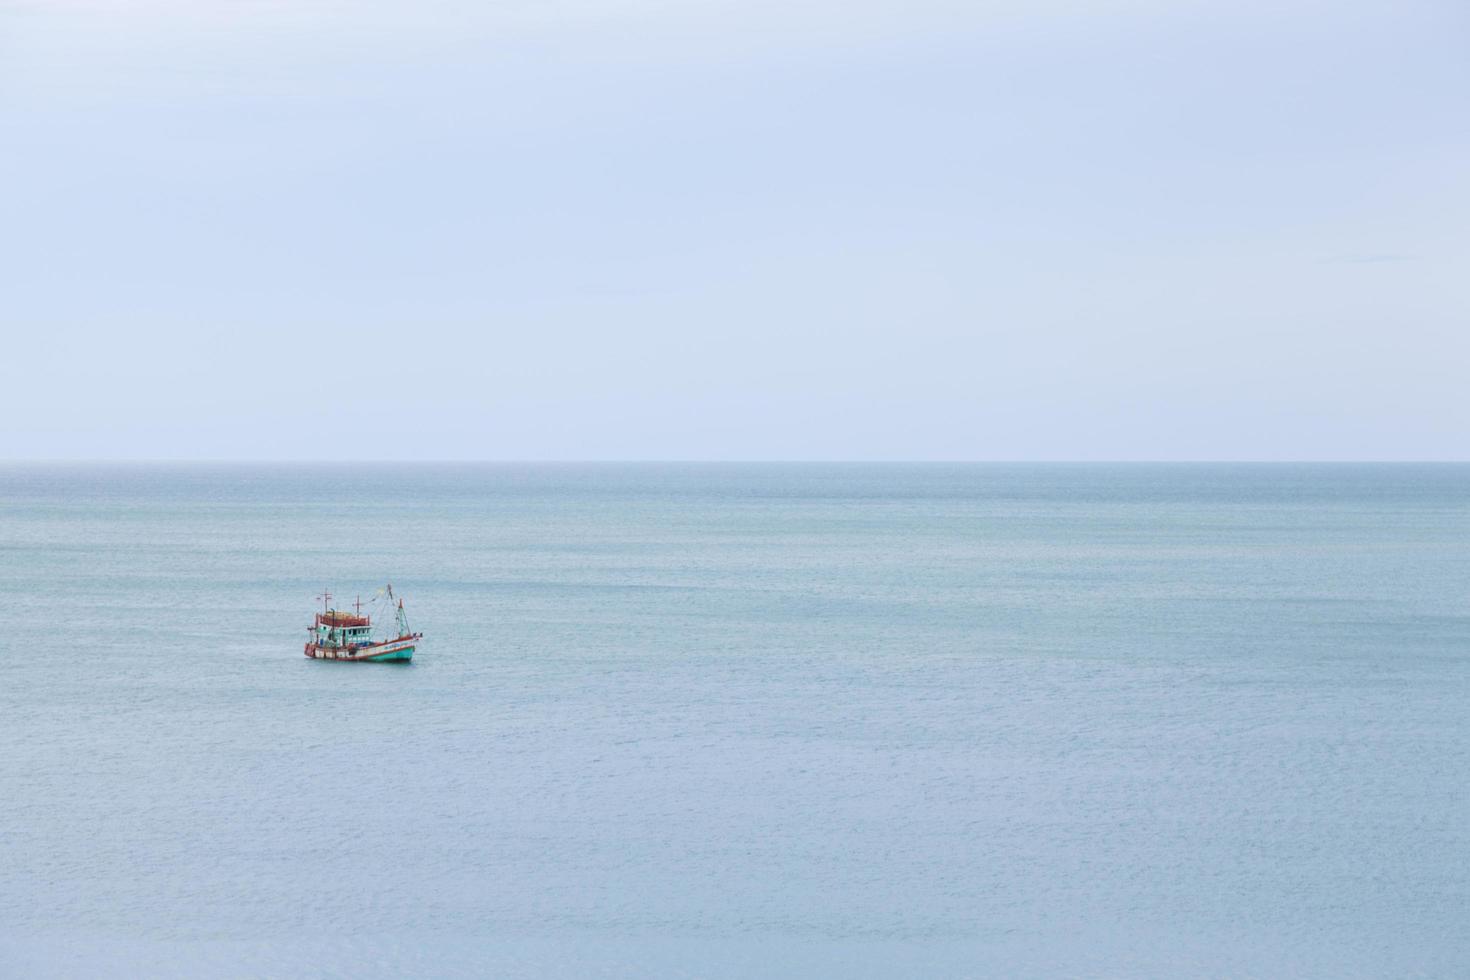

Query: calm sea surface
[1,464,1467,978]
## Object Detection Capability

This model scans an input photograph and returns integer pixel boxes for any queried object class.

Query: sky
[1,0,1466,460]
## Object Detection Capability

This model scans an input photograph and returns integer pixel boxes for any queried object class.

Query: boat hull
[359,645,413,662]
[304,639,416,662]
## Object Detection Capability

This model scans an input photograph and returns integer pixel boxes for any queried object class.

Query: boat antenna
[318,589,331,615]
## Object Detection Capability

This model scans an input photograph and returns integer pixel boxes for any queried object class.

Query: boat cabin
[315,609,371,647]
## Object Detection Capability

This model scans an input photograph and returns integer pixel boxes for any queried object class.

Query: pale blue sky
[2,0,1466,460]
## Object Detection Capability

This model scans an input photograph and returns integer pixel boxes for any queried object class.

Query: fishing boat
[304,585,422,662]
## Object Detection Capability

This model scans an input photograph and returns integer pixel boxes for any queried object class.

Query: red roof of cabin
[317,611,369,628]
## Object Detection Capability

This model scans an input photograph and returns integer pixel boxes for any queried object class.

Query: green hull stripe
[363,646,413,661]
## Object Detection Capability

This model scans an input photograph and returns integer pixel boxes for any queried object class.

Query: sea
[1,463,1467,978]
